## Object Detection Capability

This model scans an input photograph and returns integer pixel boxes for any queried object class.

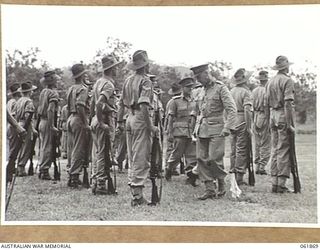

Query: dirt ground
[3,130,317,224]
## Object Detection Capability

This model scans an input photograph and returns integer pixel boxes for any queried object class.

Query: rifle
[105,132,117,194]
[52,111,61,181]
[82,129,91,189]
[289,130,301,193]
[149,110,163,205]
[247,133,255,186]
[6,112,34,212]
[27,132,37,176]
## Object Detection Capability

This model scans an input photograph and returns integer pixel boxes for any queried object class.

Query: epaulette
[215,80,224,85]
[172,95,181,100]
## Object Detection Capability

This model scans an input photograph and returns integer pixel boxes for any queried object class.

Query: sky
[2,4,320,73]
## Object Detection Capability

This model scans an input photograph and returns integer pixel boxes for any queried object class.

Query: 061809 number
[300,244,319,248]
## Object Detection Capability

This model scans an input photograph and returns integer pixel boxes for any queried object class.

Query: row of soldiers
[6,51,296,206]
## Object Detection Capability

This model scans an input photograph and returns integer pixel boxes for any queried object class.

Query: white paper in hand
[230,173,242,198]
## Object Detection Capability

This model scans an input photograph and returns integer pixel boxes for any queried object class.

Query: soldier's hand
[219,127,230,137]
[51,126,60,135]
[17,127,27,140]
[168,133,174,142]
[116,123,124,134]
[246,127,253,136]
[151,125,159,138]
[32,128,38,138]
[287,125,295,133]
[100,123,109,132]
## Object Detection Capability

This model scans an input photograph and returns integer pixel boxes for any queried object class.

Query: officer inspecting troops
[230,68,253,186]
[91,54,121,195]
[117,50,157,206]
[15,81,38,177]
[165,77,197,182]
[66,64,92,188]
[38,71,60,180]
[266,56,295,193]
[191,64,237,200]
[252,70,270,175]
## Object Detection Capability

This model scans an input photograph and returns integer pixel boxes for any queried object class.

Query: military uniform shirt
[93,76,116,111]
[230,85,253,127]
[252,85,267,111]
[67,84,90,114]
[199,81,237,137]
[7,99,17,117]
[266,72,295,109]
[38,88,59,118]
[120,74,153,109]
[15,97,35,122]
[168,94,197,137]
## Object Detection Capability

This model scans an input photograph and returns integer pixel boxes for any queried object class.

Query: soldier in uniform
[117,50,156,206]
[252,70,270,175]
[15,82,38,177]
[230,68,253,186]
[59,104,69,159]
[191,64,237,200]
[266,56,295,193]
[163,83,182,176]
[91,55,121,194]
[165,77,197,181]
[38,71,59,180]
[6,83,25,183]
[67,64,92,188]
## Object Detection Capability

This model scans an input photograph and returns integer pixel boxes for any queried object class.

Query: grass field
[3,130,317,224]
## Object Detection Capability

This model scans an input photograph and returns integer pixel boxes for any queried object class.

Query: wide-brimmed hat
[255,70,269,81]
[190,64,209,76]
[192,81,203,89]
[9,83,21,95]
[71,64,87,79]
[18,81,37,93]
[271,56,293,70]
[178,77,195,88]
[168,82,182,95]
[232,68,253,85]
[127,50,149,71]
[148,74,157,81]
[102,54,121,71]
[40,70,57,85]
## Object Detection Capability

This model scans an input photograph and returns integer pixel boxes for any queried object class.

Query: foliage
[5,48,51,107]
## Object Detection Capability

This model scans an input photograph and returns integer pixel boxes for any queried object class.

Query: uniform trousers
[126,110,152,187]
[230,123,250,174]
[197,136,225,181]
[38,119,54,171]
[68,114,90,175]
[167,137,197,172]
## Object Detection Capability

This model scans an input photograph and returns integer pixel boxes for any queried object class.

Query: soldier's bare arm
[220,85,237,136]
[96,95,110,132]
[48,101,59,133]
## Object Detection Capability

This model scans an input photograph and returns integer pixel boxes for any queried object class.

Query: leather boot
[271,176,278,193]
[277,176,293,193]
[95,179,108,195]
[165,168,172,181]
[68,174,80,188]
[40,169,51,180]
[186,171,198,187]
[17,165,27,177]
[118,161,124,174]
[198,181,216,200]
[217,178,226,197]
[131,186,148,206]
[236,173,247,186]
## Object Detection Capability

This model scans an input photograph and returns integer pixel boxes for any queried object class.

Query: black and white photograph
[1,4,319,226]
